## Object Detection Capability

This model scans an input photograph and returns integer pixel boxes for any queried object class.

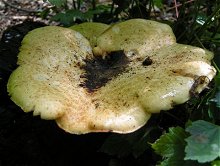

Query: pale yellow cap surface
[7,20,216,134]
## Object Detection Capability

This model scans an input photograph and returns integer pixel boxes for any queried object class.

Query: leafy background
[0,0,220,165]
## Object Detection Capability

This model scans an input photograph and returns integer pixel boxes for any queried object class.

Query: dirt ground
[0,0,177,38]
[0,0,56,38]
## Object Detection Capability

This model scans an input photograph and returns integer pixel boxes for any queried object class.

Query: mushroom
[7,26,93,119]
[7,19,216,134]
[69,22,109,47]
[93,19,176,57]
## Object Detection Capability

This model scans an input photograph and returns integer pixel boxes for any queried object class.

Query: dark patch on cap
[80,50,130,92]
[189,76,210,97]
[142,57,153,66]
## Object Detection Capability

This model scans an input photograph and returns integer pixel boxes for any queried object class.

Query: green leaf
[153,0,163,8]
[152,127,188,157]
[48,0,66,8]
[215,91,220,108]
[52,10,83,26]
[212,160,220,166]
[152,127,190,166]
[51,9,100,25]
[40,8,51,19]
[52,13,74,26]
[185,120,220,163]
[159,156,204,166]
[196,13,208,26]
[152,127,209,166]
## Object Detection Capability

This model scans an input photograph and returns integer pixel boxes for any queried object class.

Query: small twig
[173,0,179,18]
[2,0,40,13]
[213,61,220,73]
[167,0,195,12]
[193,33,205,49]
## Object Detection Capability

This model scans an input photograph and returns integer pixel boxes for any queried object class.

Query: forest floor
[0,0,56,38]
[0,0,178,38]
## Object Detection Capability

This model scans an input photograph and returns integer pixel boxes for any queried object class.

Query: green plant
[153,1,220,165]
[152,120,220,166]
[43,0,164,26]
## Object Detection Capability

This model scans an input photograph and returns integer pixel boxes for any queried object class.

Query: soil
[0,0,56,38]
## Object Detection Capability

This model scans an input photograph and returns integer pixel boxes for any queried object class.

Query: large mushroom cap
[56,43,216,134]
[93,19,176,57]
[7,26,93,119]
[7,20,216,134]
[69,22,109,47]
